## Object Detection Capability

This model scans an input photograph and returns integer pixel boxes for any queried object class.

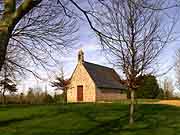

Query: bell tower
[78,49,84,64]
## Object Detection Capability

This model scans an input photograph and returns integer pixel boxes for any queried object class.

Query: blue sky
[17,4,180,95]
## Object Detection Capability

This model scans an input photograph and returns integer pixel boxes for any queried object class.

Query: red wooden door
[77,85,83,101]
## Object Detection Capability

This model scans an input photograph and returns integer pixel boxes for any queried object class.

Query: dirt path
[156,100,180,107]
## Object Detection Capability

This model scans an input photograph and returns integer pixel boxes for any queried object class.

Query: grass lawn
[0,103,180,135]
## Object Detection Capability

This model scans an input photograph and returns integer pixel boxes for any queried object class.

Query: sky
[18,24,180,96]
[17,1,180,96]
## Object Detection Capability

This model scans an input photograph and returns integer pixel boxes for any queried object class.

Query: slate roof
[83,61,126,90]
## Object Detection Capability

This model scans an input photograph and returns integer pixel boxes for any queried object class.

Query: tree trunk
[0,0,42,71]
[129,89,135,124]
[0,31,9,71]
[2,90,6,104]
[19,93,24,104]
[2,63,8,104]
[64,90,67,104]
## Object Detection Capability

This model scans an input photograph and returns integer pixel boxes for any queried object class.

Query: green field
[0,103,180,135]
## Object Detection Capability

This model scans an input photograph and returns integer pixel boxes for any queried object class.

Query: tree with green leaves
[0,56,18,104]
[0,77,17,104]
[51,77,70,103]
[136,75,162,99]
[51,68,70,103]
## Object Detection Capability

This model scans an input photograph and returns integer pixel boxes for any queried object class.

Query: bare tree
[175,49,180,90]
[131,0,180,11]
[88,0,174,124]
[0,0,78,73]
[0,39,27,104]
[0,41,28,78]
[163,78,174,99]
[1,0,179,73]
[0,0,42,71]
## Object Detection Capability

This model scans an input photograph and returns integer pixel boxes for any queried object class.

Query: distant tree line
[0,87,65,105]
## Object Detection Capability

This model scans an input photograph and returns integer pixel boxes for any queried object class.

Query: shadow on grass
[75,104,180,135]
[0,112,60,127]
[78,115,128,135]
[0,114,43,127]
[1,104,180,135]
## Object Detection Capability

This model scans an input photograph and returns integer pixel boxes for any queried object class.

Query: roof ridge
[82,61,126,90]
[84,61,113,70]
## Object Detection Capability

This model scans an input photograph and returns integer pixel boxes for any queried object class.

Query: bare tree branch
[90,0,176,124]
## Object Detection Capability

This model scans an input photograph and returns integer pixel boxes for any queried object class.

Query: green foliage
[54,93,65,104]
[51,75,70,103]
[0,103,180,135]
[136,75,163,99]
[156,88,164,99]
[51,76,70,91]
[0,77,17,104]
[0,78,17,93]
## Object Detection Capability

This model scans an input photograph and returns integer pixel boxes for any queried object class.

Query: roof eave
[97,86,127,90]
